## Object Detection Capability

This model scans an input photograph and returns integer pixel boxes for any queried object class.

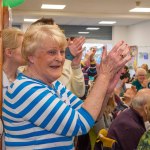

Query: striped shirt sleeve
[5,78,95,137]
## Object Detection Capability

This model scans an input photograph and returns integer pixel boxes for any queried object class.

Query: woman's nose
[55,52,64,62]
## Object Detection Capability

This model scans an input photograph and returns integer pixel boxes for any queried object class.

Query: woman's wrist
[71,64,81,69]
[97,73,111,84]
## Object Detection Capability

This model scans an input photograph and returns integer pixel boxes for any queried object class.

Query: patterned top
[137,130,150,150]
[2,73,94,150]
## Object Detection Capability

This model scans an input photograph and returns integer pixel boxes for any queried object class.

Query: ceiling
[12,0,150,26]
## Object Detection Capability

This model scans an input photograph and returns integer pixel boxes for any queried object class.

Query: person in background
[19,17,86,97]
[120,65,130,82]
[112,85,137,119]
[2,25,131,149]
[132,68,148,91]
[123,85,137,107]
[94,94,115,134]
[115,66,130,97]
[108,89,149,150]
[2,27,25,150]
[137,89,150,150]
[141,63,150,79]
[2,27,25,94]
[80,47,97,100]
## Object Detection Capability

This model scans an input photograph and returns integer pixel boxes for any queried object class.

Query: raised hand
[71,51,83,67]
[97,41,131,94]
[68,37,85,57]
[97,41,131,79]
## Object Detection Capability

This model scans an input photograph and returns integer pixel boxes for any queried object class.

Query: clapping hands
[98,41,131,94]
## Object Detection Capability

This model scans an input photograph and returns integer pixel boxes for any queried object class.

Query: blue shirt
[2,73,94,150]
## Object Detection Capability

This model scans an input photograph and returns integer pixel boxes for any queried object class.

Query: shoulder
[132,80,139,85]
[109,109,135,130]
[6,73,48,97]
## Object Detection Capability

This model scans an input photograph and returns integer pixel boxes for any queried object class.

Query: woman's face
[29,37,65,84]
[137,73,146,83]
[11,36,25,66]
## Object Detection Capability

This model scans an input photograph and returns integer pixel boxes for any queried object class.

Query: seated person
[108,89,148,150]
[141,63,150,79]
[123,85,137,107]
[115,66,130,97]
[137,89,150,150]
[132,68,148,91]
[120,65,130,83]
[112,86,137,118]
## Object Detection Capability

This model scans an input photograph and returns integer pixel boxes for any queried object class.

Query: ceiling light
[99,21,116,24]
[78,32,89,34]
[41,4,66,9]
[129,8,150,12]
[24,19,38,22]
[129,1,150,12]
[86,27,100,30]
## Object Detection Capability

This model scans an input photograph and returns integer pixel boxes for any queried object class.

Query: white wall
[112,26,128,44]
[128,21,150,46]
[127,21,150,68]
[112,21,150,68]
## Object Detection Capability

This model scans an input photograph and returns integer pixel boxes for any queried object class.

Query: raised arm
[82,41,131,120]
[59,37,85,97]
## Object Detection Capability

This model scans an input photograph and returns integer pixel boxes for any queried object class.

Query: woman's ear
[145,104,150,122]
[5,48,13,57]
[28,55,34,64]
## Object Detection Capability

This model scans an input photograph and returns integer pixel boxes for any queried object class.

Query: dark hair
[124,66,129,71]
[31,17,55,26]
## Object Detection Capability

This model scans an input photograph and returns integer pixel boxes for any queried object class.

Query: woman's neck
[3,63,18,82]
[24,67,52,86]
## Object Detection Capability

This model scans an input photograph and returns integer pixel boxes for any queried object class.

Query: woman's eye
[48,50,57,55]
[47,50,65,55]
[60,50,65,55]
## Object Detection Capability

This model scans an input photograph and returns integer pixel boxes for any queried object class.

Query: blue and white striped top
[2,73,94,150]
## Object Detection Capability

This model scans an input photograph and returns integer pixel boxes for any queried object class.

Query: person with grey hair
[2,25,131,149]
[107,88,150,150]
[137,89,150,150]
[132,67,148,91]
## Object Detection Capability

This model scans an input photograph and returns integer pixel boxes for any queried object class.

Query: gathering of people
[1,17,150,150]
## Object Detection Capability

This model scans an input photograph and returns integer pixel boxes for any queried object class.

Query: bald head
[131,89,150,109]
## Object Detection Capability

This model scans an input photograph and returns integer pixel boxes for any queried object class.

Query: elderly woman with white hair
[2,25,131,149]
[132,68,148,91]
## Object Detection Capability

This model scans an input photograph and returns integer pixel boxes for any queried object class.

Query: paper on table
[125,83,132,89]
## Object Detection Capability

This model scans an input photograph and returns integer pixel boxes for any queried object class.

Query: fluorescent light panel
[78,32,89,34]
[41,4,66,9]
[129,8,150,12]
[86,27,100,30]
[99,21,116,24]
[24,19,38,22]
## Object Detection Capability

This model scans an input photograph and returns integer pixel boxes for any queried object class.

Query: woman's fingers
[101,46,107,62]
[110,40,124,54]
[73,37,85,50]
[117,54,132,69]
[118,44,130,60]
[98,41,131,80]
